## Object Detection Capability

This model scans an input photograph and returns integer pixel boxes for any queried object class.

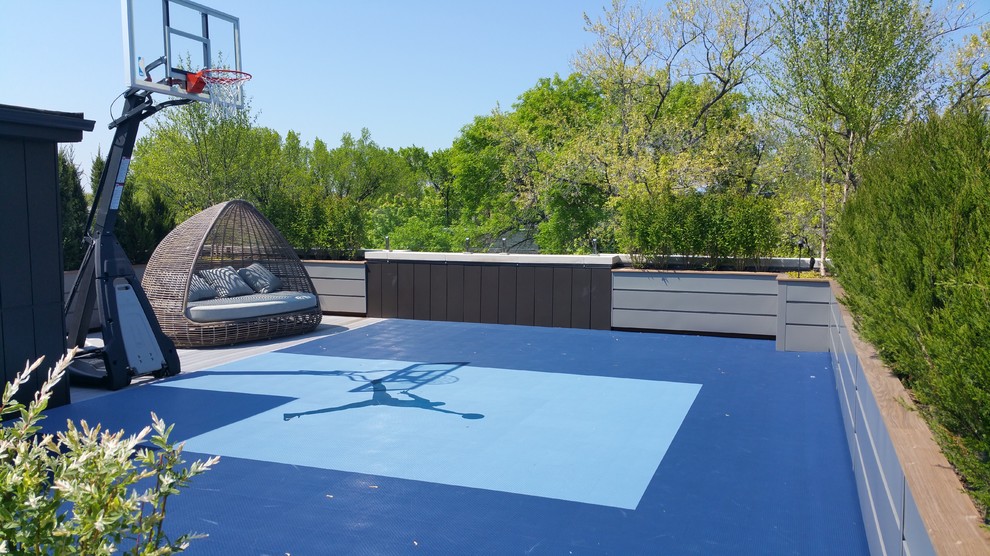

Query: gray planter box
[612,270,779,337]
[304,261,367,315]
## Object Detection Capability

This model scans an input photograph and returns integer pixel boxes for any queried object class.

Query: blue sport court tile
[43,319,868,555]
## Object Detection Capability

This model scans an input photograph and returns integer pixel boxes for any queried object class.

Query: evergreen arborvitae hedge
[831,108,990,520]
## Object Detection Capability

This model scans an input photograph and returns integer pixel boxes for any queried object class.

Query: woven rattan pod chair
[142,200,322,347]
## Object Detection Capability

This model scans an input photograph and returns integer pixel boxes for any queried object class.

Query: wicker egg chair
[142,199,322,348]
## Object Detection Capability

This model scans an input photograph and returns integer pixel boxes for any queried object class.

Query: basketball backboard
[121,0,245,106]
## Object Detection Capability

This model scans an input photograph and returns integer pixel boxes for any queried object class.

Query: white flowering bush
[0,350,219,554]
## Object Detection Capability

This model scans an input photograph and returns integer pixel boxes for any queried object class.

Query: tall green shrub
[831,107,990,518]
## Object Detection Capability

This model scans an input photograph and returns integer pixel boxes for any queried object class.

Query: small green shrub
[618,191,779,268]
[0,352,219,554]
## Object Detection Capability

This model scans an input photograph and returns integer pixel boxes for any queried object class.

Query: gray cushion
[238,263,282,294]
[199,266,255,298]
[188,273,218,301]
[185,291,318,323]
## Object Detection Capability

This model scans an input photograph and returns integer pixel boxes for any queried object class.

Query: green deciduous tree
[764,0,942,272]
[575,0,770,196]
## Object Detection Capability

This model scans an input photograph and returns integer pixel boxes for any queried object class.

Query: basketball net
[198,69,252,119]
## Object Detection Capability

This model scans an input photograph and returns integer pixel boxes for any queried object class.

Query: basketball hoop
[190,68,252,119]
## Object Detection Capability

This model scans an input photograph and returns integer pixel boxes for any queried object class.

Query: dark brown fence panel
[364,258,615,331]
[366,262,382,316]
[534,266,554,327]
[590,268,612,330]
[552,267,572,328]
[571,268,592,329]
[381,263,398,318]
[463,265,482,323]
[413,264,431,320]
[515,266,535,326]
[498,266,517,325]
[447,264,464,322]
[397,263,415,319]
[480,266,499,324]
[429,264,446,321]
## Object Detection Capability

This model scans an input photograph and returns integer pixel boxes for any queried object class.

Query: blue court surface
[44,320,868,555]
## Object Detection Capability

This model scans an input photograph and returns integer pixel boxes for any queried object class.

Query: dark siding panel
[590,268,612,330]
[447,264,464,322]
[552,267,572,328]
[397,263,415,319]
[0,139,31,309]
[381,263,398,318]
[534,267,554,327]
[515,266,535,326]
[429,264,447,321]
[3,306,35,405]
[463,265,482,323]
[0,309,5,387]
[34,301,68,406]
[413,264,431,320]
[480,266,499,324]
[366,263,382,317]
[498,266,517,324]
[26,141,61,305]
[571,267,591,329]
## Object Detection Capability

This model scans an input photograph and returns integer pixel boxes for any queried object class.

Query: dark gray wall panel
[0,139,31,309]
[413,264,431,320]
[26,141,61,305]
[3,306,35,405]
[570,268,591,329]
[552,267,571,327]
[534,267,553,326]
[480,266,499,324]
[463,265,482,323]
[0,308,4,386]
[590,268,611,330]
[397,263,415,319]
[515,266,535,326]
[381,263,398,318]
[2,108,92,409]
[366,262,382,317]
[429,263,447,321]
[447,264,464,322]
[497,266,516,325]
[34,301,68,406]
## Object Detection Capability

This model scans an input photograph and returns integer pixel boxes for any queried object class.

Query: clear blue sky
[0,1,609,185]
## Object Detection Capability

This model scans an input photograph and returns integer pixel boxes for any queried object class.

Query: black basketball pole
[64,89,189,389]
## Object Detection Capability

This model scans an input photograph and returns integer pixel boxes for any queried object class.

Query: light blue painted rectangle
[155,353,701,510]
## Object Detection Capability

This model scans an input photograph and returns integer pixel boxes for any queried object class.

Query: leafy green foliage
[57,148,88,271]
[619,191,779,269]
[831,107,990,518]
[116,182,177,265]
[1,352,219,553]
